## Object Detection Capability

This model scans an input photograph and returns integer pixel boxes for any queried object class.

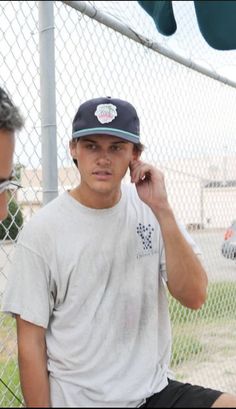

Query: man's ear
[69,140,77,158]
[132,149,141,162]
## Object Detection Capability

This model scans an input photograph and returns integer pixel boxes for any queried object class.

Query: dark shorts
[140,378,223,408]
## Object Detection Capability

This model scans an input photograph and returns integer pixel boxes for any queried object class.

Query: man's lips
[92,170,112,175]
[92,170,112,179]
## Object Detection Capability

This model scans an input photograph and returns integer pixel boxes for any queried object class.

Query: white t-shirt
[2,184,201,408]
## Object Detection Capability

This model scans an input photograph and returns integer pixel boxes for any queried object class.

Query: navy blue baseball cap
[72,97,140,144]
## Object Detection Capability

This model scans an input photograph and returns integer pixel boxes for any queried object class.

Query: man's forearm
[151,205,208,309]
[16,316,50,407]
[130,160,208,309]
[19,352,50,408]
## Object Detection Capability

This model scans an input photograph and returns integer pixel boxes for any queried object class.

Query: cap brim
[72,127,139,144]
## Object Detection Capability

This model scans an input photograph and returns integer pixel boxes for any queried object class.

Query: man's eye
[111,145,121,151]
[86,144,97,150]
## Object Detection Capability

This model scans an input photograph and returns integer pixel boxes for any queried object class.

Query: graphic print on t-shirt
[136,223,154,250]
[136,223,158,259]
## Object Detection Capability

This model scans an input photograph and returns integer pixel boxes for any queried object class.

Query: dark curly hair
[0,87,24,132]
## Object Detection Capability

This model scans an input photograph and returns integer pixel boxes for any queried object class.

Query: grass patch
[168,281,236,325]
[168,281,236,368]
[0,314,22,407]
[171,335,203,366]
[0,360,23,407]
[0,315,15,329]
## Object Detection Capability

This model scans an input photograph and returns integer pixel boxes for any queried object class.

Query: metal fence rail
[0,1,236,406]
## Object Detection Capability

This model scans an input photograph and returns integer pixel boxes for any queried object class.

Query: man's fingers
[129,160,142,171]
[130,163,152,183]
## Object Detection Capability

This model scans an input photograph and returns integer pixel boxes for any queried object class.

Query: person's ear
[69,140,77,159]
[132,149,141,162]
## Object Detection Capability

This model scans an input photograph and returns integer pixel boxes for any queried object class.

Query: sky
[1,0,236,170]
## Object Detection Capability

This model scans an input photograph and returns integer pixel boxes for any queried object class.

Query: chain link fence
[0,1,236,406]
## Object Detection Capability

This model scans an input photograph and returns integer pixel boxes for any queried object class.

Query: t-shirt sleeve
[159,221,203,282]
[1,242,55,328]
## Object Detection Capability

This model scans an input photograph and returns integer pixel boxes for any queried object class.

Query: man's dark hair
[0,87,24,132]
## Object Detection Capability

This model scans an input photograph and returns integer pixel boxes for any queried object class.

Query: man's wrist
[150,203,174,223]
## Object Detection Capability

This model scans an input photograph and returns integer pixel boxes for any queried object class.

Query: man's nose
[96,150,111,164]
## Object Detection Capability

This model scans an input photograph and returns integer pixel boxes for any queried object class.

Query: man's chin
[92,184,114,194]
[91,180,120,195]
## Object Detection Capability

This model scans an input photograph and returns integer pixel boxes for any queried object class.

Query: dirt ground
[175,353,236,394]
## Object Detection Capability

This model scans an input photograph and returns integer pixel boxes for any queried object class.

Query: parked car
[221,220,236,260]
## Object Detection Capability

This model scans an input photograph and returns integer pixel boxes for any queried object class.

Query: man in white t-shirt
[2,97,236,407]
[0,87,24,220]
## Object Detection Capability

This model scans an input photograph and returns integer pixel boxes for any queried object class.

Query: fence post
[39,0,58,205]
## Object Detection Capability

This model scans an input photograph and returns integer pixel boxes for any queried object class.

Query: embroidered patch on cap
[94,103,117,124]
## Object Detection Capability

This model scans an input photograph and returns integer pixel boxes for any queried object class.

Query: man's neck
[69,185,122,209]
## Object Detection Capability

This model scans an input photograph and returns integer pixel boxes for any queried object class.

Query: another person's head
[69,97,144,193]
[0,87,24,220]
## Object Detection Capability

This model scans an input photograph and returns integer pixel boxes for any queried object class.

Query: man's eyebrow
[80,138,128,144]
[112,141,128,144]
[80,138,97,143]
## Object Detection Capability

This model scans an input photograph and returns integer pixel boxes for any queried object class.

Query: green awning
[138,1,236,50]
